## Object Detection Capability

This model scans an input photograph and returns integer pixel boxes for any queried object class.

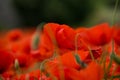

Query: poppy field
[0,22,120,80]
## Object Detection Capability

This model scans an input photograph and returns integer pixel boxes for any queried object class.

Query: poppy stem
[107,0,119,79]
[75,33,95,61]
[74,33,87,68]
[111,75,120,79]
[104,40,114,79]
[41,58,59,80]
[100,46,108,79]
[46,25,65,80]
[88,46,95,61]
[99,49,107,64]
[111,0,119,26]
[40,59,55,79]
[46,26,58,47]
[40,60,47,73]
[39,51,57,74]
[109,65,118,80]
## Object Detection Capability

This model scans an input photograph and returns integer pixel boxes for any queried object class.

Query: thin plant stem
[45,25,65,80]
[111,0,119,26]
[110,65,118,80]
[106,0,119,79]
[75,33,95,61]
[88,46,95,61]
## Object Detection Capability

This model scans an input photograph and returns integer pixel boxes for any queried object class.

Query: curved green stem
[75,33,95,61]
[111,0,119,26]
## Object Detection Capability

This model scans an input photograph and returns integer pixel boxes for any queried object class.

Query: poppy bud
[14,59,20,70]
[40,60,47,73]
[31,32,40,50]
[74,53,87,68]
[31,23,45,50]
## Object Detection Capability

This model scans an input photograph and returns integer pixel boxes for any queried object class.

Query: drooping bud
[74,53,87,68]
[74,33,87,68]
[14,59,19,70]
[31,32,40,50]
[40,60,48,73]
[31,23,45,50]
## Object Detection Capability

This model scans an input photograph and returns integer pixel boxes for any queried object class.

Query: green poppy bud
[74,53,87,68]
[31,32,40,50]
[31,23,45,50]
[14,59,19,70]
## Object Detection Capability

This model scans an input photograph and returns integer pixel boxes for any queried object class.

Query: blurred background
[0,0,120,30]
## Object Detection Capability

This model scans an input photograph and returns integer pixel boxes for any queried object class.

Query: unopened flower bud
[31,32,40,50]
[14,59,19,70]
[31,23,45,50]
[74,53,87,68]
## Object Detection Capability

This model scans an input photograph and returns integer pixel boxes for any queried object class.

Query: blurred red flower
[0,49,14,73]
[77,23,112,46]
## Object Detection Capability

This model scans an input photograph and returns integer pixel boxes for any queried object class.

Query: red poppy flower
[43,23,76,54]
[19,37,31,54]
[55,24,76,49]
[79,61,103,80]
[39,33,54,55]
[115,65,120,75]
[16,70,50,80]
[0,49,14,73]
[76,27,87,33]
[14,53,34,69]
[19,70,41,80]
[61,48,101,69]
[43,48,101,73]
[1,70,15,79]
[113,27,120,46]
[0,22,115,80]
[6,29,23,42]
[60,50,88,69]
[8,36,31,54]
[30,33,54,61]
[77,23,112,46]
[44,60,84,80]
[30,46,53,61]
